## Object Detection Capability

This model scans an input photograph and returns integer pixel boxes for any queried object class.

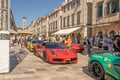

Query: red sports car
[71,43,84,53]
[34,42,78,64]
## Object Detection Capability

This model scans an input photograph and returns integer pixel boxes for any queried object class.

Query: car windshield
[45,42,64,49]
[32,40,43,44]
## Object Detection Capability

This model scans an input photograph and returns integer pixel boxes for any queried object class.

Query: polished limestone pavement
[0,47,95,80]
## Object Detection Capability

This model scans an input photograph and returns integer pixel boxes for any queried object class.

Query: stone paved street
[0,47,95,80]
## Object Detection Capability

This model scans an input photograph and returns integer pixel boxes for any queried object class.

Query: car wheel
[90,61,104,80]
[43,52,47,62]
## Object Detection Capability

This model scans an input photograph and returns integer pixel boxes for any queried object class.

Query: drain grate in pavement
[24,71,34,74]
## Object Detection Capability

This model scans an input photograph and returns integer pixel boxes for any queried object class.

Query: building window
[76,0,80,5]
[53,22,55,30]
[97,2,103,18]
[71,2,75,9]
[51,23,53,30]
[55,21,58,29]
[50,23,52,31]
[63,17,66,27]
[107,0,119,15]
[67,4,70,11]
[72,14,74,26]
[63,7,66,13]
[77,11,80,25]
[107,1,110,14]
[67,16,70,27]
[60,16,62,29]
[49,23,50,30]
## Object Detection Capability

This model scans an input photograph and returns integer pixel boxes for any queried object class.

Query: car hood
[92,53,120,62]
[47,49,76,58]
[112,58,120,65]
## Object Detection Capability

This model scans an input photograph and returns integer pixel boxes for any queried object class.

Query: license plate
[66,58,70,60]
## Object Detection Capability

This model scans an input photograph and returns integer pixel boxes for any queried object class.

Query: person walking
[66,36,72,48]
[53,36,56,42]
[102,34,109,50]
[95,35,100,48]
[107,35,113,51]
[113,35,120,52]
[79,37,83,44]
[19,35,24,53]
[86,37,91,57]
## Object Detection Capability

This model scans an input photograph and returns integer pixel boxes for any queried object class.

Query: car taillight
[114,64,120,73]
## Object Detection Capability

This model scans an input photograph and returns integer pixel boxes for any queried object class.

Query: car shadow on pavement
[82,66,95,80]
[9,51,28,72]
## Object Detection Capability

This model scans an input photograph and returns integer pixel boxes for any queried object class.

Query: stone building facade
[0,0,9,30]
[48,6,62,36]
[28,0,120,38]
[0,0,16,31]
[91,0,120,38]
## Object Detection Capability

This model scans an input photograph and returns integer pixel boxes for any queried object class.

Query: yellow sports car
[27,40,43,52]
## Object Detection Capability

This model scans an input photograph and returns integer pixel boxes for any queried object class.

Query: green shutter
[107,2,110,14]
[115,0,119,12]
[98,3,103,17]
[76,0,80,5]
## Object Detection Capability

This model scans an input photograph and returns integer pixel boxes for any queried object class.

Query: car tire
[90,61,104,80]
[43,52,47,62]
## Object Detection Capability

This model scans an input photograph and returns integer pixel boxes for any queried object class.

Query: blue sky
[11,0,64,28]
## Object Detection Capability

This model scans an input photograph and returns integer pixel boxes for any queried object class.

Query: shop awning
[18,30,33,35]
[53,27,80,35]
[9,29,17,34]
[0,31,9,34]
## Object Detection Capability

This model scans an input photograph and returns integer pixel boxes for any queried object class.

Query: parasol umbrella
[9,29,17,34]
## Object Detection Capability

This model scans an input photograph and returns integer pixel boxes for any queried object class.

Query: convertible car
[34,42,78,63]
[88,52,120,80]
[71,43,84,53]
[27,40,43,52]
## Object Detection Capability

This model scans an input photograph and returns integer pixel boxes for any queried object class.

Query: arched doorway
[98,31,103,39]
[72,33,75,38]
[77,33,81,43]
[77,33,81,38]
[109,30,116,37]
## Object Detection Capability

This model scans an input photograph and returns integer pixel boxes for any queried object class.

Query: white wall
[0,40,9,73]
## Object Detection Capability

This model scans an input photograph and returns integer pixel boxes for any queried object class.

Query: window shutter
[98,4,103,17]
[115,0,119,12]
[107,2,110,14]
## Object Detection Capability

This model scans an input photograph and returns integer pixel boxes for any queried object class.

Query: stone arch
[109,30,116,37]
[98,31,103,39]
[77,33,81,38]
[72,33,75,38]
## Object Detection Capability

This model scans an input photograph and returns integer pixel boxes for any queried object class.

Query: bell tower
[22,17,26,30]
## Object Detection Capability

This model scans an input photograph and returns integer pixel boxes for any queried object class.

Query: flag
[115,24,119,33]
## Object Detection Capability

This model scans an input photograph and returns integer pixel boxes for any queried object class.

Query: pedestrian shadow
[82,66,95,80]
[9,53,19,72]
[9,51,28,72]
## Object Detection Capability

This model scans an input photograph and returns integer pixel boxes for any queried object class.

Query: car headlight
[50,50,57,56]
[114,64,120,73]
